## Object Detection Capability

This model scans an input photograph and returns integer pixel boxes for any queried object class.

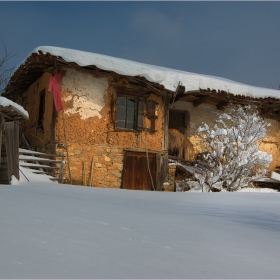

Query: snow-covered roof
[31,46,280,100]
[0,96,29,120]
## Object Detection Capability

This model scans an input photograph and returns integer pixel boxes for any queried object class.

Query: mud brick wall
[17,67,167,188]
[15,72,55,153]
[55,67,166,187]
[172,101,280,171]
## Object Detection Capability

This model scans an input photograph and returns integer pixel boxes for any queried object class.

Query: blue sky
[1,1,280,89]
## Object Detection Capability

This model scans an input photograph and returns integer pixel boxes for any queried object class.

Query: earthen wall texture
[172,101,280,171]
[16,72,54,153]
[55,67,166,186]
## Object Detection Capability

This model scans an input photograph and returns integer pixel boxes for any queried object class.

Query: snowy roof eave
[0,96,29,121]
[29,46,280,100]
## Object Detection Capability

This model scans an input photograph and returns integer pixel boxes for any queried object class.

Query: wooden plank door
[122,151,157,191]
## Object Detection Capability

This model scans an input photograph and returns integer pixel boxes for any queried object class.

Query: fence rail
[19,148,65,183]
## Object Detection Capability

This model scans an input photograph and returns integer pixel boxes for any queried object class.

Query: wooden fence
[19,149,65,183]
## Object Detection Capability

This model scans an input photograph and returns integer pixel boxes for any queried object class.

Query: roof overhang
[3,48,280,121]
[0,104,29,121]
[173,88,280,121]
[3,51,170,100]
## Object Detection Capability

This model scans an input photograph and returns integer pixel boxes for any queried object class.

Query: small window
[169,109,189,131]
[115,96,157,131]
[116,97,137,130]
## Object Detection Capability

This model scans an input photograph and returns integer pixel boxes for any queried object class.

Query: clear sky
[1,1,280,89]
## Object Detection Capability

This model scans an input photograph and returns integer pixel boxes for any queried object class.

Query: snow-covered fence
[19,149,65,183]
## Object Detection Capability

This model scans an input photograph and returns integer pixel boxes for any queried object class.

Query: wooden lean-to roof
[0,96,29,121]
[0,104,28,121]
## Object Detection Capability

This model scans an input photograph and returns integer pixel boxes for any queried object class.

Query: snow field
[0,182,280,278]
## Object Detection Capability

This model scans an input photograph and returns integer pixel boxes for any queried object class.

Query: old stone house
[3,46,280,190]
[3,47,173,190]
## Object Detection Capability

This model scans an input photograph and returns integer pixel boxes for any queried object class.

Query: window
[115,96,157,131]
[116,97,137,130]
[169,109,189,131]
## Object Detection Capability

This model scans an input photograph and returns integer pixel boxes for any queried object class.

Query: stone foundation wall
[61,144,124,188]
[162,164,176,192]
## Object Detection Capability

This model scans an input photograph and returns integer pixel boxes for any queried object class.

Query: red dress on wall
[48,71,65,112]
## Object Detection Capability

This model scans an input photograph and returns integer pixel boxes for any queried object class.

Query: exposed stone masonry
[62,144,123,188]
[162,164,176,192]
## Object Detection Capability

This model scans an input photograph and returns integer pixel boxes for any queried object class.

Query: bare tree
[0,44,16,92]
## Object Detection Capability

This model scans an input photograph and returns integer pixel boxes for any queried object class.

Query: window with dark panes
[116,96,158,131]
[116,97,137,130]
[169,109,189,131]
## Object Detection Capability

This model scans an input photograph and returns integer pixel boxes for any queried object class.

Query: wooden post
[163,95,170,151]
[82,161,87,186]
[89,156,94,187]
[0,115,3,165]
[59,154,65,184]
[62,111,72,184]
[5,121,19,180]
[84,161,87,186]
[162,96,170,185]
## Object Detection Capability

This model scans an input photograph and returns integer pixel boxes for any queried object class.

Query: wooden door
[122,151,157,191]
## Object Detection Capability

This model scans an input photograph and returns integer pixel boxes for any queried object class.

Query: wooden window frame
[116,96,137,130]
[169,109,189,132]
[115,94,158,133]
[145,100,158,133]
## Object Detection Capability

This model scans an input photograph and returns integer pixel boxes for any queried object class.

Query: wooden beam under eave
[177,85,185,94]
[265,114,280,121]
[171,92,185,103]
[193,95,210,107]
[216,100,228,110]
[0,111,13,121]
[112,82,167,97]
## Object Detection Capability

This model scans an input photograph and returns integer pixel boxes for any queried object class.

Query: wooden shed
[0,97,29,184]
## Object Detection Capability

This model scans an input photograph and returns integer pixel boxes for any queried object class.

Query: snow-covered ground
[1,172,280,278]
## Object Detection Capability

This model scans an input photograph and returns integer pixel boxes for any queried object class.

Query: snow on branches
[194,105,272,192]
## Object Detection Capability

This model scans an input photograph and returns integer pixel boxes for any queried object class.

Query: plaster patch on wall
[65,95,104,119]
[62,69,108,119]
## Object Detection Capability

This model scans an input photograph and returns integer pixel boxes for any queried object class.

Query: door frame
[121,149,168,191]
